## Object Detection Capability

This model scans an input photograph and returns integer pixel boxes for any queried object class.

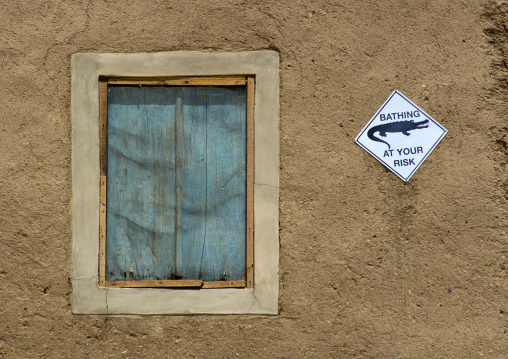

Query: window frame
[98,76,254,289]
[71,51,279,315]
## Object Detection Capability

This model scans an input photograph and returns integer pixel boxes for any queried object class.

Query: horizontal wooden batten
[105,280,203,288]
[105,280,245,288]
[107,76,247,86]
[202,280,246,289]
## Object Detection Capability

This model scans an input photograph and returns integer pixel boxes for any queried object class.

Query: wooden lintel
[108,76,247,86]
[105,279,204,288]
[202,280,246,289]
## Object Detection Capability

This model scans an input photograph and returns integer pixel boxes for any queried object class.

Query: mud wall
[1,0,507,357]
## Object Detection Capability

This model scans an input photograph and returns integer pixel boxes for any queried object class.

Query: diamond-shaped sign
[355,90,447,181]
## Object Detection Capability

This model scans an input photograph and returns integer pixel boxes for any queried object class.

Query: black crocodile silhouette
[367,119,429,149]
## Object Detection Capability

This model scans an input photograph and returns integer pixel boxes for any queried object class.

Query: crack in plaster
[71,275,98,281]
[255,182,280,189]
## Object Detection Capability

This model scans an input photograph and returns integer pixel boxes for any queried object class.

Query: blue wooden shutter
[106,86,246,282]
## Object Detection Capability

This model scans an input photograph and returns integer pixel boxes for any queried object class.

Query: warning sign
[355,90,447,181]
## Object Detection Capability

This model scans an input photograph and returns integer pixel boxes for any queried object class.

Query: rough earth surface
[1,0,508,357]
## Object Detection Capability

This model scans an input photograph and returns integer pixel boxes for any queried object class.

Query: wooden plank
[198,87,247,281]
[100,175,107,205]
[99,78,108,176]
[106,86,178,281]
[202,280,246,289]
[99,177,107,287]
[176,87,247,281]
[108,76,247,86]
[246,76,255,288]
[144,87,178,281]
[99,79,107,286]
[105,279,203,288]
[174,92,184,277]
[99,77,107,286]
[177,88,208,280]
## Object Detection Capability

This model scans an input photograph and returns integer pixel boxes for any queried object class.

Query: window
[71,52,279,314]
[99,76,254,289]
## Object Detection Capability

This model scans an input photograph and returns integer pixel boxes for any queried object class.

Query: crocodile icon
[367,119,429,149]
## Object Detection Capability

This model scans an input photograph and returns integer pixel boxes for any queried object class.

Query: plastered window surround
[71,51,279,315]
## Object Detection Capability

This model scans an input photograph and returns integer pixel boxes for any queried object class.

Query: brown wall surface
[1,0,508,357]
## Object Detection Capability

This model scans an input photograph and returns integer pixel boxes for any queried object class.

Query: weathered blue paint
[106,86,246,282]
[179,88,247,281]
[107,86,178,281]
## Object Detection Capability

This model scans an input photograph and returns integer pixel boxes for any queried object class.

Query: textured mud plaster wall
[1,0,507,358]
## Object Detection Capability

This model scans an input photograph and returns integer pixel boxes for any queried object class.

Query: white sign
[355,90,447,181]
